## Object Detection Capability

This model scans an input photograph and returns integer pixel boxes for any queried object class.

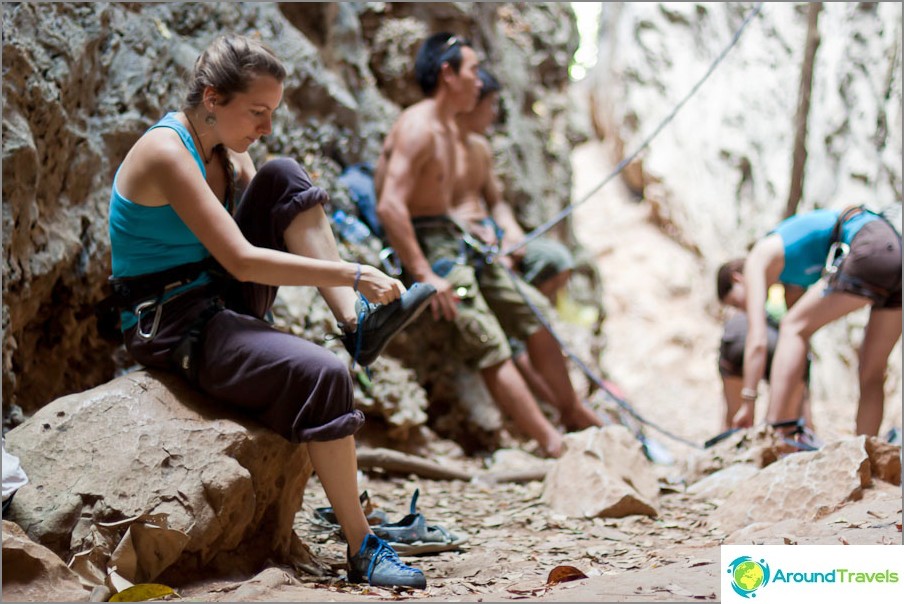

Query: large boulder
[3,370,316,587]
[542,425,660,518]
[706,436,895,533]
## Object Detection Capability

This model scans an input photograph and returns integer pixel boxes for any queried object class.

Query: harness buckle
[824,241,850,275]
[135,299,162,341]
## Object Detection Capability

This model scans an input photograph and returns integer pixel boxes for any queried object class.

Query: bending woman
[721,207,901,437]
[108,34,431,588]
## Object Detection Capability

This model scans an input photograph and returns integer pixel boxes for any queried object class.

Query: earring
[205,113,216,126]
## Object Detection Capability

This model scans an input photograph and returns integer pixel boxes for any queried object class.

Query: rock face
[1,2,591,423]
[3,370,315,584]
[590,2,902,424]
[592,2,901,254]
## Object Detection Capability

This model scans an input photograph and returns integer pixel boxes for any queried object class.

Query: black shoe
[347,534,427,589]
[342,282,436,366]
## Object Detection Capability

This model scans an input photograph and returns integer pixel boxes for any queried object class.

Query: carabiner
[135,299,162,341]
[824,241,850,275]
[379,247,402,277]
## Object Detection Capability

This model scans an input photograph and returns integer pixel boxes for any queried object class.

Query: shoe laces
[338,293,375,378]
[366,538,422,581]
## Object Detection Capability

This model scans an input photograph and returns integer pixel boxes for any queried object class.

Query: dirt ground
[163,141,903,602]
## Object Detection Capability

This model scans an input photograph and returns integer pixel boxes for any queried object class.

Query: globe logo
[727,556,771,598]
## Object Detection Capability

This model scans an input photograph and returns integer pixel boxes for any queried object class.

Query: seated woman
[718,207,901,438]
[108,33,433,588]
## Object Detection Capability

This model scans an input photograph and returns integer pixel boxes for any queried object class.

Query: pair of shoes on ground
[340,282,436,366]
[316,489,467,589]
[315,489,468,556]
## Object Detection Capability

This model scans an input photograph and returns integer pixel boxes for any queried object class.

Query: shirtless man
[376,33,601,457]
[451,67,593,424]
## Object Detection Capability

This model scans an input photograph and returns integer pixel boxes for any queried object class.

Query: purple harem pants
[125,158,364,442]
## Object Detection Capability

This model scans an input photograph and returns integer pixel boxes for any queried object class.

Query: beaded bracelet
[353,263,362,292]
[741,387,758,401]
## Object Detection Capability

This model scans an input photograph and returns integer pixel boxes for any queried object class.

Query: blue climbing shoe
[347,534,427,589]
[342,282,435,366]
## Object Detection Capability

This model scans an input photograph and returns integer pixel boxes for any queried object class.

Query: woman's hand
[731,400,756,429]
[354,264,405,304]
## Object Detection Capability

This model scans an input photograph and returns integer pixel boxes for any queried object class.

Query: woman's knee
[249,158,327,206]
[318,355,356,411]
[778,313,815,341]
[256,156,304,182]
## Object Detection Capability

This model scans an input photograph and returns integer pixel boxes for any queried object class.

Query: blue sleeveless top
[771,208,877,287]
[109,112,214,329]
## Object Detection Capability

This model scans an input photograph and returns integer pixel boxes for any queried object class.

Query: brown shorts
[827,218,902,308]
[412,218,551,370]
[719,312,778,379]
[719,312,812,381]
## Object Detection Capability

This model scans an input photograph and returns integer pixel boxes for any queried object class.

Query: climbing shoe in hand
[342,282,435,366]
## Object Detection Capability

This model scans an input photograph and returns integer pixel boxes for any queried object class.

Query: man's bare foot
[561,403,603,432]
[541,432,564,458]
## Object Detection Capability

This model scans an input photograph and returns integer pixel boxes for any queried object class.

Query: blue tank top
[771,208,877,287]
[109,112,214,329]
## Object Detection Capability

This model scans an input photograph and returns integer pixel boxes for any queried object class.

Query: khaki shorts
[520,238,575,287]
[413,219,552,369]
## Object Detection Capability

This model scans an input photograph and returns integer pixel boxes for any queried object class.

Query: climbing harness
[823,205,902,305]
[823,205,864,276]
[95,257,221,341]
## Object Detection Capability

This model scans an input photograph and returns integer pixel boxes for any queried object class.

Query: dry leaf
[109,583,176,602]
[546,565,588,585]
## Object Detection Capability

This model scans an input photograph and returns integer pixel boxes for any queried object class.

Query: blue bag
[338,163,383,238]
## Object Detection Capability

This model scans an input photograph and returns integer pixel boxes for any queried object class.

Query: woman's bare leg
[307,436,370,553]
[856,307,902,435]
[767,283,868,426]
[284,205,359,326]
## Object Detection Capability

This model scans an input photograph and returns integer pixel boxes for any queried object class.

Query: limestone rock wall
[591,2,901,256]
[1,2,583,417]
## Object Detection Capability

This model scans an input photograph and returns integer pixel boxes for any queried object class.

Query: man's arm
[478,137,526,265]
[376,124,458,321]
